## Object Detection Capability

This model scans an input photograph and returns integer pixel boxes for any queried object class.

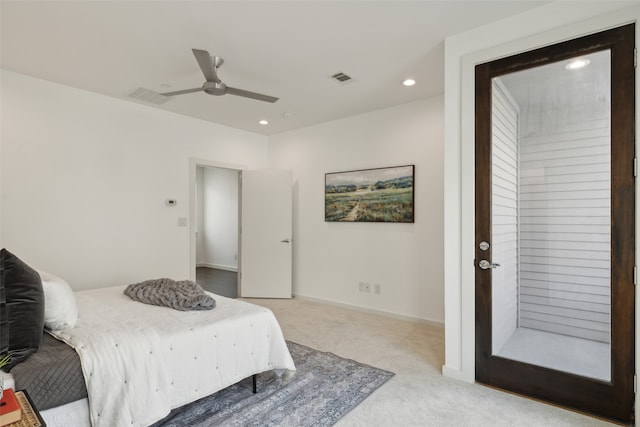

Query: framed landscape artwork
[325,165,415,223]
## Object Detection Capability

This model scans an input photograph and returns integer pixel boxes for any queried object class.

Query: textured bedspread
[50,286,295,427]
[12,333,87,410]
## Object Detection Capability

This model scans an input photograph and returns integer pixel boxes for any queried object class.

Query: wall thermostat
[165,199,177,206]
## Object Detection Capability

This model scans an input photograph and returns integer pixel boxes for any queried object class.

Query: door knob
[478,259,500,270]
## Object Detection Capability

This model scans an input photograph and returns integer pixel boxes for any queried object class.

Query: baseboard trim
[442,364,474,383]
[196,263,238,272]
[292,293,444,328]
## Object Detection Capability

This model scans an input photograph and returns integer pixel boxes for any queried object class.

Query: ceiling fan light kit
[161,49,279,103]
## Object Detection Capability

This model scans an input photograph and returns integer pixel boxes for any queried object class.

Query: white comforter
[50,286,295,427]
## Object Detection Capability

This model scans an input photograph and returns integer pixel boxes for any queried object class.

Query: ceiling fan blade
[192,49,220,83]
[226,86,279,103]
[160,87,204,96]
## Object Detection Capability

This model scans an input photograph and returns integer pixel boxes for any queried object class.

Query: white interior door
[240,169,292,298]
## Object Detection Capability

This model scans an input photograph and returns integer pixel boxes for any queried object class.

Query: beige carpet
[244,297,617,427]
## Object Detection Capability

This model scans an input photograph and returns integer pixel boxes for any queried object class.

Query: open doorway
[195,165,240,298]
[190,160,293,299]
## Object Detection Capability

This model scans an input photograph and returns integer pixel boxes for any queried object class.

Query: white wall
[491,79,519,354]
[442,1,639,400]
[515,66,611,343]
[197,166,239,271]
[269,97,444,323]
[1,71,268,290]
[196,166,206,265]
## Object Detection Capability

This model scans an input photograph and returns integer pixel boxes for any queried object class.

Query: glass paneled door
[475,24,634,423]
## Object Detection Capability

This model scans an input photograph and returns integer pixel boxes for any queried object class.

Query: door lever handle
[478,259,500,270]
[280,238,291,243]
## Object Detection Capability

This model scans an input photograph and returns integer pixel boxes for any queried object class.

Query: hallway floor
[196,267,237,298]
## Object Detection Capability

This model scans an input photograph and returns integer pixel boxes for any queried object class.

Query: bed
[0,250,295,427]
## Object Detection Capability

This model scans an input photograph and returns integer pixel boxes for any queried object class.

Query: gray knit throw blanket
[124,278,216,311]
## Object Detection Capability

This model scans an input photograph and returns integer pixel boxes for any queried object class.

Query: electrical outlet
[358,282,372,292]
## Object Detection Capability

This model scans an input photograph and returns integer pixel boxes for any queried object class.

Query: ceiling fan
[161,49,278,103]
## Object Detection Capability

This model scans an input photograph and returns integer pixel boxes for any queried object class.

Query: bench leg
[252,374,257,394]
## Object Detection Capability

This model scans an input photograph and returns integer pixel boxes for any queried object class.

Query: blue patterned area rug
[153,341,394,427]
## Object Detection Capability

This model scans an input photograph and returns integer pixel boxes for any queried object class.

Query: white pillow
[37,270,78,330]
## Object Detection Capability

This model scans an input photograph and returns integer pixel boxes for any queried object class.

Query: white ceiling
[500,50,610,110]
[1,1,552,135]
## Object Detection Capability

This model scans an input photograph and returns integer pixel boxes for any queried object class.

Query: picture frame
[325,165,414,223]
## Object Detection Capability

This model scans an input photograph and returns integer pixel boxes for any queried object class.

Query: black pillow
[0,249,44,370]
[0,255,7,360]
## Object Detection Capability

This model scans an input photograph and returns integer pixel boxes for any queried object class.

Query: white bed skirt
[41,399,91,427]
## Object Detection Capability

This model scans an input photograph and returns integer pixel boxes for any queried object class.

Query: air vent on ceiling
[127,87,172,105]
[330,72,354,84]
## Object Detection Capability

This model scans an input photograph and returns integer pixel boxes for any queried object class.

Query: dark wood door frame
[475,24,635,424]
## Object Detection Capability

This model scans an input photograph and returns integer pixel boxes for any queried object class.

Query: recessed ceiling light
[403,78,416,87]
[564,58,591,70]
[283,112,293,118]
[258,119,269,126]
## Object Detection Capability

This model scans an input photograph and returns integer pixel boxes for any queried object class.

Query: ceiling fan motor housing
[203,81,227,96]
